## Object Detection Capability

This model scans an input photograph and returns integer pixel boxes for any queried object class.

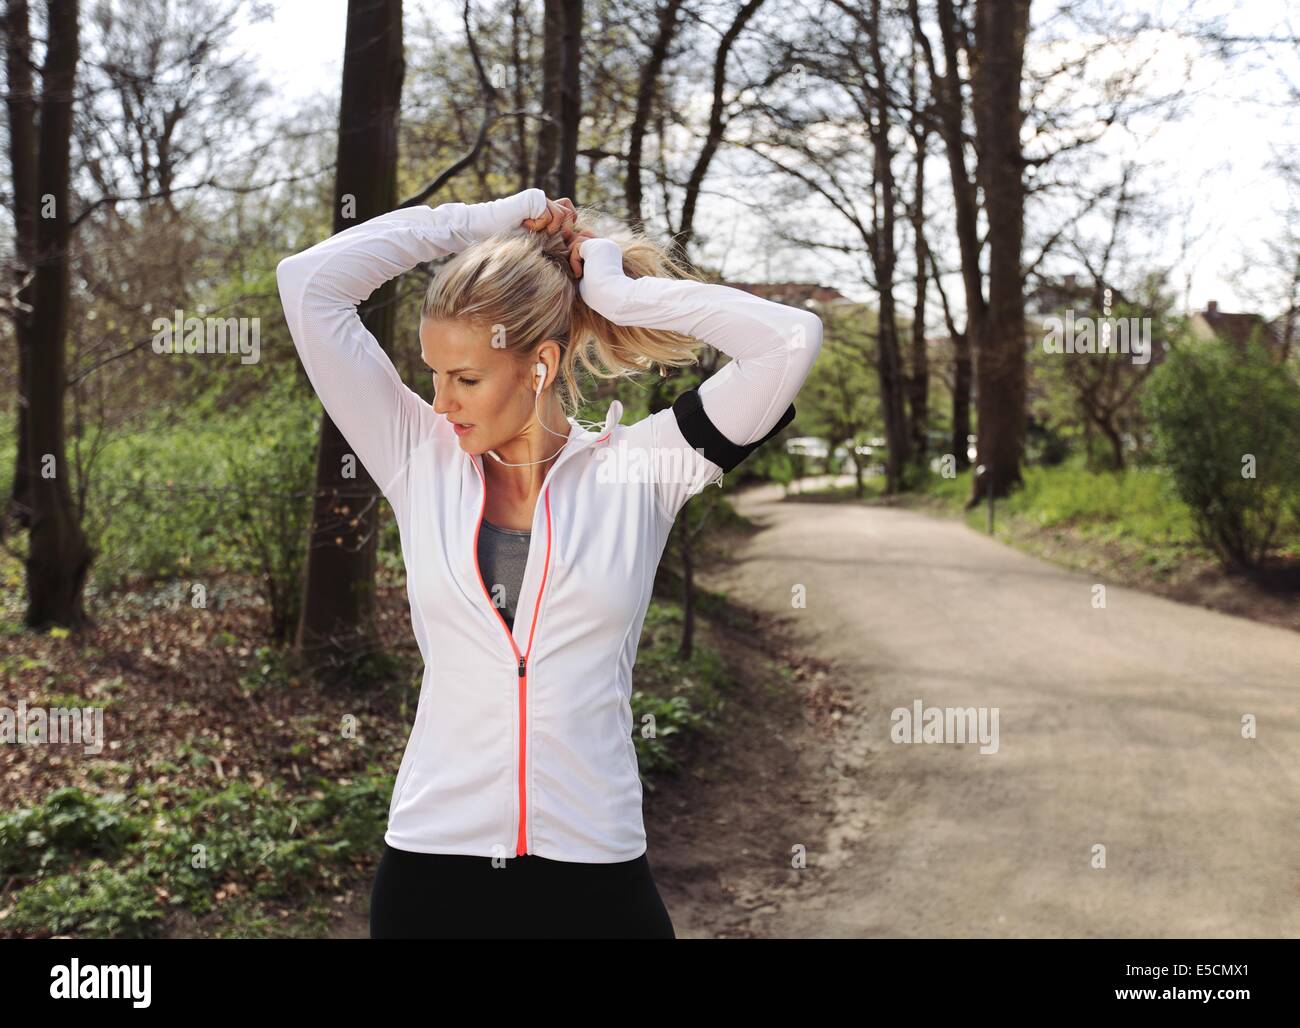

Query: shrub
[219,396,318,640]
[71,385,319,637]
[0,787,144,876]
[1142,334,1300,568]
[4,865,163,939]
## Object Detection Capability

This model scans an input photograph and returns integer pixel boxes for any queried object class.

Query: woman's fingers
[548,198,577,238]
[522,196,578,234]
[567,228,596,278]
[520,196,589,275]
[521,202,551,231]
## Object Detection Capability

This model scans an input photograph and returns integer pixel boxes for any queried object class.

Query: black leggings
[369,842,676,939]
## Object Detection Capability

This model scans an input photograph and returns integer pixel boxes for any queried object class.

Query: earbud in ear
[535,362,546,394]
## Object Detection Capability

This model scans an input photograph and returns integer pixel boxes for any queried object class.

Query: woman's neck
[483,397,570,501]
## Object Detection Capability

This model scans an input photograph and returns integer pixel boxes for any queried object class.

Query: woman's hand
[521,195,575,234]
[521,195,595,278]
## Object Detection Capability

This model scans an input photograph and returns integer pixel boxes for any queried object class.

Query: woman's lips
[451,421,473,436]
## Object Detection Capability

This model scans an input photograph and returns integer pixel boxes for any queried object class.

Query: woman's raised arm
[577,236,823,521]
[275,188,548,506]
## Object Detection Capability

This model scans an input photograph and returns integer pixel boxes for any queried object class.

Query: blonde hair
[420,203,706,413]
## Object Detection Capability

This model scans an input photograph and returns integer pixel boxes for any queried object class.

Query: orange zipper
[470,460,554,857]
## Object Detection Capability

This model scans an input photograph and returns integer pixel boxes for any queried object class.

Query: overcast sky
[232,0,1300,320]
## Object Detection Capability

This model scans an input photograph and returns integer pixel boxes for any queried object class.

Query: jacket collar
[578,399,623,447]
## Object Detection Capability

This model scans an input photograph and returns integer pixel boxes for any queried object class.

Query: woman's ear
[535,340,563,385]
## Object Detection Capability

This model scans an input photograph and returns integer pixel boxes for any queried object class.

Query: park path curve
[697,481,1300,937]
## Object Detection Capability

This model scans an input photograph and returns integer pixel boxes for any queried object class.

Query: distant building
[1188,300,1281,356]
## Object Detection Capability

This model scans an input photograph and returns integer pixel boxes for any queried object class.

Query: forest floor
[0,507,837,939]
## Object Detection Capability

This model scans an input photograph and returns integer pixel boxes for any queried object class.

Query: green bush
[0,787,143,877]
[1,771,393,939]
[630,600,728,784]
[71,384,319,637]
[630,691,706,782]
[78,422,229,591]
[219,395,318,640]
[1142,334,1300,568]
[5,865,163,939]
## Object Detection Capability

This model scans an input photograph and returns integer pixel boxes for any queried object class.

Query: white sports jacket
[276,188,822,862]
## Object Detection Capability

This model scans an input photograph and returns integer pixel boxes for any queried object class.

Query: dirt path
[680,481,1300,938]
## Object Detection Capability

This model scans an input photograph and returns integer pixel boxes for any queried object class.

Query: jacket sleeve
[577,236,823,521]
[275,188,549,508]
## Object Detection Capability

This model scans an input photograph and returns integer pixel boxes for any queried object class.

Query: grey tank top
[477,519,531,630]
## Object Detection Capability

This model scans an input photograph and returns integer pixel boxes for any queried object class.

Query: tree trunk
[908,92,930,470]
[625,0,685,231]
[296,0,404,683]
[673,0,764,262]
[868,0,910,493]
[557,0,581,198]
[535,0,561,189]
[952,330,972,468]
[538,0,581,198]
[1099,417,1124,471]
[4,0,37,531]
[967,0,1030,506]
[23,0,92,630]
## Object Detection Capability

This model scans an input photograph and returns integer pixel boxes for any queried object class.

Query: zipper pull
[518,655,527,677]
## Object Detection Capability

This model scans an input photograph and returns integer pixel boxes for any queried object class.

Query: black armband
[670,387,796,474]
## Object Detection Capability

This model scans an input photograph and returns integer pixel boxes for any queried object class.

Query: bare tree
[1054,162,1167,471]
[74,0,271,207]
[904,26,931,471]
[910,0,982,480]
[1227,154,1300,367]
[669,0,768,268]
[731,0,914,491]
[624,0,687,232]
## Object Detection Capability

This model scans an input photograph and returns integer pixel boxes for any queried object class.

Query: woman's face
[419,318,533,454]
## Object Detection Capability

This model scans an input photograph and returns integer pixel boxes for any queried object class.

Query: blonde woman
[276,187,822,939]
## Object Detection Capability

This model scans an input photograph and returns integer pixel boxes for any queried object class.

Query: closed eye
[429,371,480,387]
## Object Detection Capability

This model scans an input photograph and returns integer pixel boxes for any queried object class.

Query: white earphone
[485,361,577,467]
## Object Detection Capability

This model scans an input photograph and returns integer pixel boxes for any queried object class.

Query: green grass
[985,457,1202,546]
[800,454,1300,567]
